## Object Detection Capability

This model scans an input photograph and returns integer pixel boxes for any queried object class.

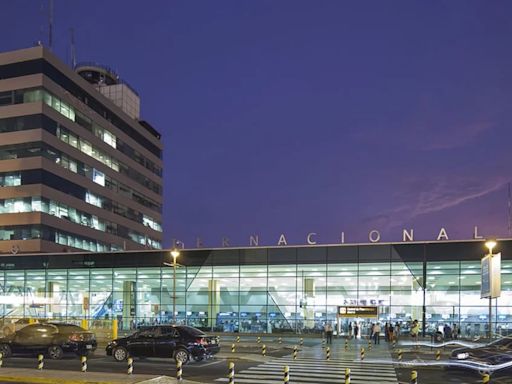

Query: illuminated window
[92,169,105,186]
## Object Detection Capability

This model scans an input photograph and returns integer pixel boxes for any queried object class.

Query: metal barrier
[228,361,235,384]
[80,355,87,372]
[37,354,44,370]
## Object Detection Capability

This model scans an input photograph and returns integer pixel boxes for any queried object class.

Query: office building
[0,46,163,253]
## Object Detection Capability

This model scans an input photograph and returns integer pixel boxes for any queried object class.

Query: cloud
[362,175,509,230]
[418,121,495,151]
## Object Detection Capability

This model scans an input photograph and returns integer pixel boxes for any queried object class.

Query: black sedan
[451,337,512,366]
[0,323,97,359]
[106,325,220,364]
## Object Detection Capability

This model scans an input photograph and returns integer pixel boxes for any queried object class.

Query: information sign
[337,306,378,318]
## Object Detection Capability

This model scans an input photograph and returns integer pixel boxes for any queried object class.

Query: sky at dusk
[1,1,512,248]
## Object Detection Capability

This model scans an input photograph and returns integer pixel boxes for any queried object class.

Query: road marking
[198,359,226,368]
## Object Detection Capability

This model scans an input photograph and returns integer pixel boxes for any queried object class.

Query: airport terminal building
[0,239,509,337]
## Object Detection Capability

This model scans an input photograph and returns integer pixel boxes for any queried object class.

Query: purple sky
[2,1,512,248]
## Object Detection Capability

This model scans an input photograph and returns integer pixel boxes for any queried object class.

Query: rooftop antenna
[69,28,76,68]
[48,0,54,50]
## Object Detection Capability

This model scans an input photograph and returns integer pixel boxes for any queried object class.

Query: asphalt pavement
[0,336,510,383]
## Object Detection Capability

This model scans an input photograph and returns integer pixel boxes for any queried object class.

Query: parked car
[2,318,37,336]
[106,325,220,364]
[0,323,96,359]
[450,336,512,366]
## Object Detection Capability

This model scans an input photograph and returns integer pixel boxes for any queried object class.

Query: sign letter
[222,237,230,247]
[249,235,259,246]
[437,228,449,241]
[277,234,288,246]
[340,232,345,244]
[473,226,483,239]
[307,233,317,245]
[369,230,381,243]
[403,229,414,242]
[196,237,203,248]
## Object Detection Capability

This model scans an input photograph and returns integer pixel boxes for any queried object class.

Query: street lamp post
[165,248,180,324]
[485,239,497,340]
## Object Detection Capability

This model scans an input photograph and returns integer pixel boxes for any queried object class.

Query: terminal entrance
[336,305,378,338]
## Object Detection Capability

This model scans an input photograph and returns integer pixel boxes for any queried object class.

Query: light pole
[485,239,497,340]
[165,248,180,324]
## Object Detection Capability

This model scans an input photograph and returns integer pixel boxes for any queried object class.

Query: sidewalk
[0,368,204,384]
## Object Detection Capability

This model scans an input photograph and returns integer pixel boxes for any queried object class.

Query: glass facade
[0,241,511,337]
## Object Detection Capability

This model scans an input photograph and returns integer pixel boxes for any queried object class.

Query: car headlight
[457,352,469,360]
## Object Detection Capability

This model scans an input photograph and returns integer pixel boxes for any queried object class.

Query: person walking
[373,323,381,344]
[354,323,359,339]
[325,322,333,344]
[384,322,389,342]
[348,322,353,339]
[410,320,420,348]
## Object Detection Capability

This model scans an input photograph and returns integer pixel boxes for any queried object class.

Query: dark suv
[106,325,220,364]
[0,323,97,359]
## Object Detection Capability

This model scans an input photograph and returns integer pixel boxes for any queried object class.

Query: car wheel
[113,346,128,362]
[48,345,64,360]
[174,348,190,365]
[0,344,12,358]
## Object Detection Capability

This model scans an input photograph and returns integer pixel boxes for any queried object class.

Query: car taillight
[196,338,208,345]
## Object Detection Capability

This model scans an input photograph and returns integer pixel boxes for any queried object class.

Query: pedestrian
[410,320,420,348]
[384,322,389,342]
[373,322,381,344]
[324,322,333,344]
[395,322,401,341]
[348,322,353,339]
[354,323,359,339]
[388,323,394,342]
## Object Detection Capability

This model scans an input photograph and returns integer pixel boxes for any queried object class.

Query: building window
[92,169,105,187]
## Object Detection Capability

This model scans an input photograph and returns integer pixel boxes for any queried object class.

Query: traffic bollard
[127,356,133,375]
[482,373,490,384]
[410,370,417,384]
[176,360,183,382]
[231,343,235,353]
[262,344,266,356]
[283,365,289,383]
[228,361,235,384]
[322,338,326,348]
[293,346,297,360]
[398,349,403,361]
[257,336,261,344]
[345,368,350,384]
[392,340,396,349]
[326,346,330,361]
[345,338,348,351]
[236,335,240,343]
[81,355,87,373]
[0,352,3,368]
[368,339,372,351]
[435,350,441,360]
[278,337,282,344]
[37,354,44,370]
[300,337,304,346]
[360,347,365,361]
